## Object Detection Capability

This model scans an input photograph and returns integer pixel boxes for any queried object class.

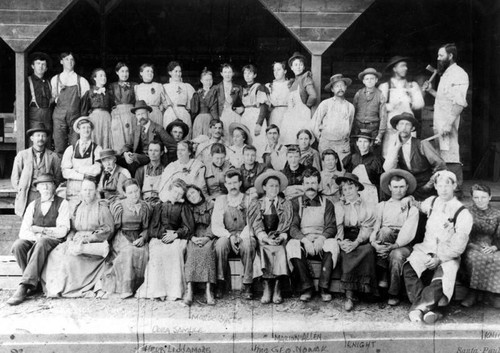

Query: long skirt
[149,106,163,127]
[184,239,216,283]
[90,109,112,149]
[269,106,287,130]
[241,107,267,157]
[253,242,288,279]
[337,244,377,293]
[42,241,107,298]
[111,104,137,152]
[464,248,500,294]
[220,108,241,145]
[163,106,192,139]
[280,91,311,145]
[101,232,149,295]
[192,113,213,138]
[136,238,187,300]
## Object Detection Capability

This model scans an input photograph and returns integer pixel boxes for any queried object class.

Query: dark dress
[81,87,113,149]
[109,81,137,153]
[191,87,218,138]
[464,205,500,294]
[185,200,217,283]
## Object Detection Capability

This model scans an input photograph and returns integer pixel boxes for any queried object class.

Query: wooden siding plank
[0,10,59,24]
[289,27,344,42]
[0,0,73,11]
[277,12,360,28]
[261,0,375,13]
[0,24,48,39]
[15,52,27,152]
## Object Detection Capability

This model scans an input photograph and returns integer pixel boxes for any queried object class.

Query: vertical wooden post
[310,53,322,105]
[100,0,106,67]
[15,51,27,152]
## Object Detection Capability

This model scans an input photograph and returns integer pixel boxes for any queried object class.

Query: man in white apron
[135,140,165,206]
[423,44,469,197]
[287,168,340,302]
[403,171,472,324]
[312,74,355,161]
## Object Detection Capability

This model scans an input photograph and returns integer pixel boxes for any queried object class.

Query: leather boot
[273,278,283,304]
[206,283,215,305]
[461,289,477,308]
[7,284,29,306]
[183,282,194,306]
[241,283,253,300]
[261,279,272,304]
[300,288,313,302]
[215,280,225,299]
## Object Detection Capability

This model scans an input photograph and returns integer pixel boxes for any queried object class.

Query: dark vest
[33,196,64,227]
[397,138,432,186]
[354,88,383,122]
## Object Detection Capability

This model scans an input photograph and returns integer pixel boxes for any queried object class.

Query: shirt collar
[143,121,151,131]
[40,196,55,203]
[343,196,362,205]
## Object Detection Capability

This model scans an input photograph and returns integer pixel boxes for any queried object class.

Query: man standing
[383,113,446,201]
[259,124,287,170]
[287,168,339,302]
[404,171,472,324]
[370,169,419,306]
[7,173,70,305]
[423,43,469,195]
[51,52,90,155]
[312,74,355,161]
[28,53,53,135]
[379,56,424,157]
[11,124,62,217]
[135,140,165,205]
[211,170,256,300]
[97,149,131,203]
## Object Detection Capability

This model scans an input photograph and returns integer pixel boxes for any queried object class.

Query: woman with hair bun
[191,68,218,137]
[266,61,290,130]
[134,63,169,126]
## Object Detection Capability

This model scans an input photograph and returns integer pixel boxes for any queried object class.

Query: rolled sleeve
[211,196,231,238]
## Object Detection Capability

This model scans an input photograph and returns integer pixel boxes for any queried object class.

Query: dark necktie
[270,200,277,215]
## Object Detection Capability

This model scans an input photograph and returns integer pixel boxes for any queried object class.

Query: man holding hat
[383,112,446,201]
[403,170,472,324]
[287,168,339,302]
[352,68,387,145]
[166,118,190,143]
[121,100,177,175]
[28,52,53,137]
[7,173,70,305]
[61,116,102,210]
[248,170,292,304]
[370,169,419,306]
[379,56,424,157]
[97,149,131,202]
[11,123,62,217]
[311,73,355,161]
[50,52,90,156]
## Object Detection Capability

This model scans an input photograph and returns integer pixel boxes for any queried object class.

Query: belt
[175,104,186,107]
[358,120,379,125]
[272,105,287,108]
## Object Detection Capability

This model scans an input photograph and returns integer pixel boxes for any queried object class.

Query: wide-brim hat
[350,129,375,140]
[166,119,189,138]
[335,172,365,191]
[26,123,50,136]
[358,68,382,81]
[254,170,288,194]
[96,148,116,161]
[33,173,55,186]
[73,116,94,133]
[131,100,152,114]
[288,52,307,67]
[380,169,417,196]
[385,56,410,72]
[390,112,418,130]
[229,122,253,145]
[29,52,52,68]
[325,74,352,91]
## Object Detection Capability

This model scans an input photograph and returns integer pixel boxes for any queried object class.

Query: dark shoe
[461,290,477,308]
[215,280,225,299]
[387,296,400,306]
[260,279,272,304]
[7,284,29,306]
[320,288,332,302]
[299,288,313,302]
[27,283,42,297]
[183,283,194,306]
[272,279,283,304]
[241,283,253,300]
[423,311,443,324]
[344,298,354,312]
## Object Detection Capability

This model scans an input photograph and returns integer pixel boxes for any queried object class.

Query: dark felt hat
[288,52,307,67]
[350,129,375,140]
[380,169,417,196]
[390,112,419,130]
[324,74,352,91]
[33,173,55,186]
[96,148,117,161]
[26,123,50,136]
[335,172,365,191]
[131,100,152,114]
[358,68,382,81]
[385,56,410,72]
[166,119,189,138]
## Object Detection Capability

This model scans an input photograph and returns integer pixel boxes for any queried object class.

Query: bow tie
[94,87,105,95]
[119,82,130,88]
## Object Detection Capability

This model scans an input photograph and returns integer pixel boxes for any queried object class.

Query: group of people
[7,43,499,325]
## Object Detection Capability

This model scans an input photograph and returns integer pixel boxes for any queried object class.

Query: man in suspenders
[51,52,90,156]
[403,170,472,324]
[28,53,53,144]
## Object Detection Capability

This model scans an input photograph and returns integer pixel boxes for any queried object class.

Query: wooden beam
[15,52,26,152]
[310,54,322,109]
[0,10,59,24]
[289,27,345,42]
[262,0,375,13]
[0,0,73,11]
[277,12,361,28]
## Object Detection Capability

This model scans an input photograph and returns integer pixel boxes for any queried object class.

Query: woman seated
[158,140,206,202]
[102,179,151,299]
[297,129,321,171]
[333,173,377,311]
[462,184,500,308]
[248,170,292,304]
[228,122,252,169]
[136,179,194,300]
[183,185,217,306]
[43,176,114,298]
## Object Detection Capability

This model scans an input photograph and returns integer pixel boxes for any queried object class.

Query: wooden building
[0,0,498,178]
